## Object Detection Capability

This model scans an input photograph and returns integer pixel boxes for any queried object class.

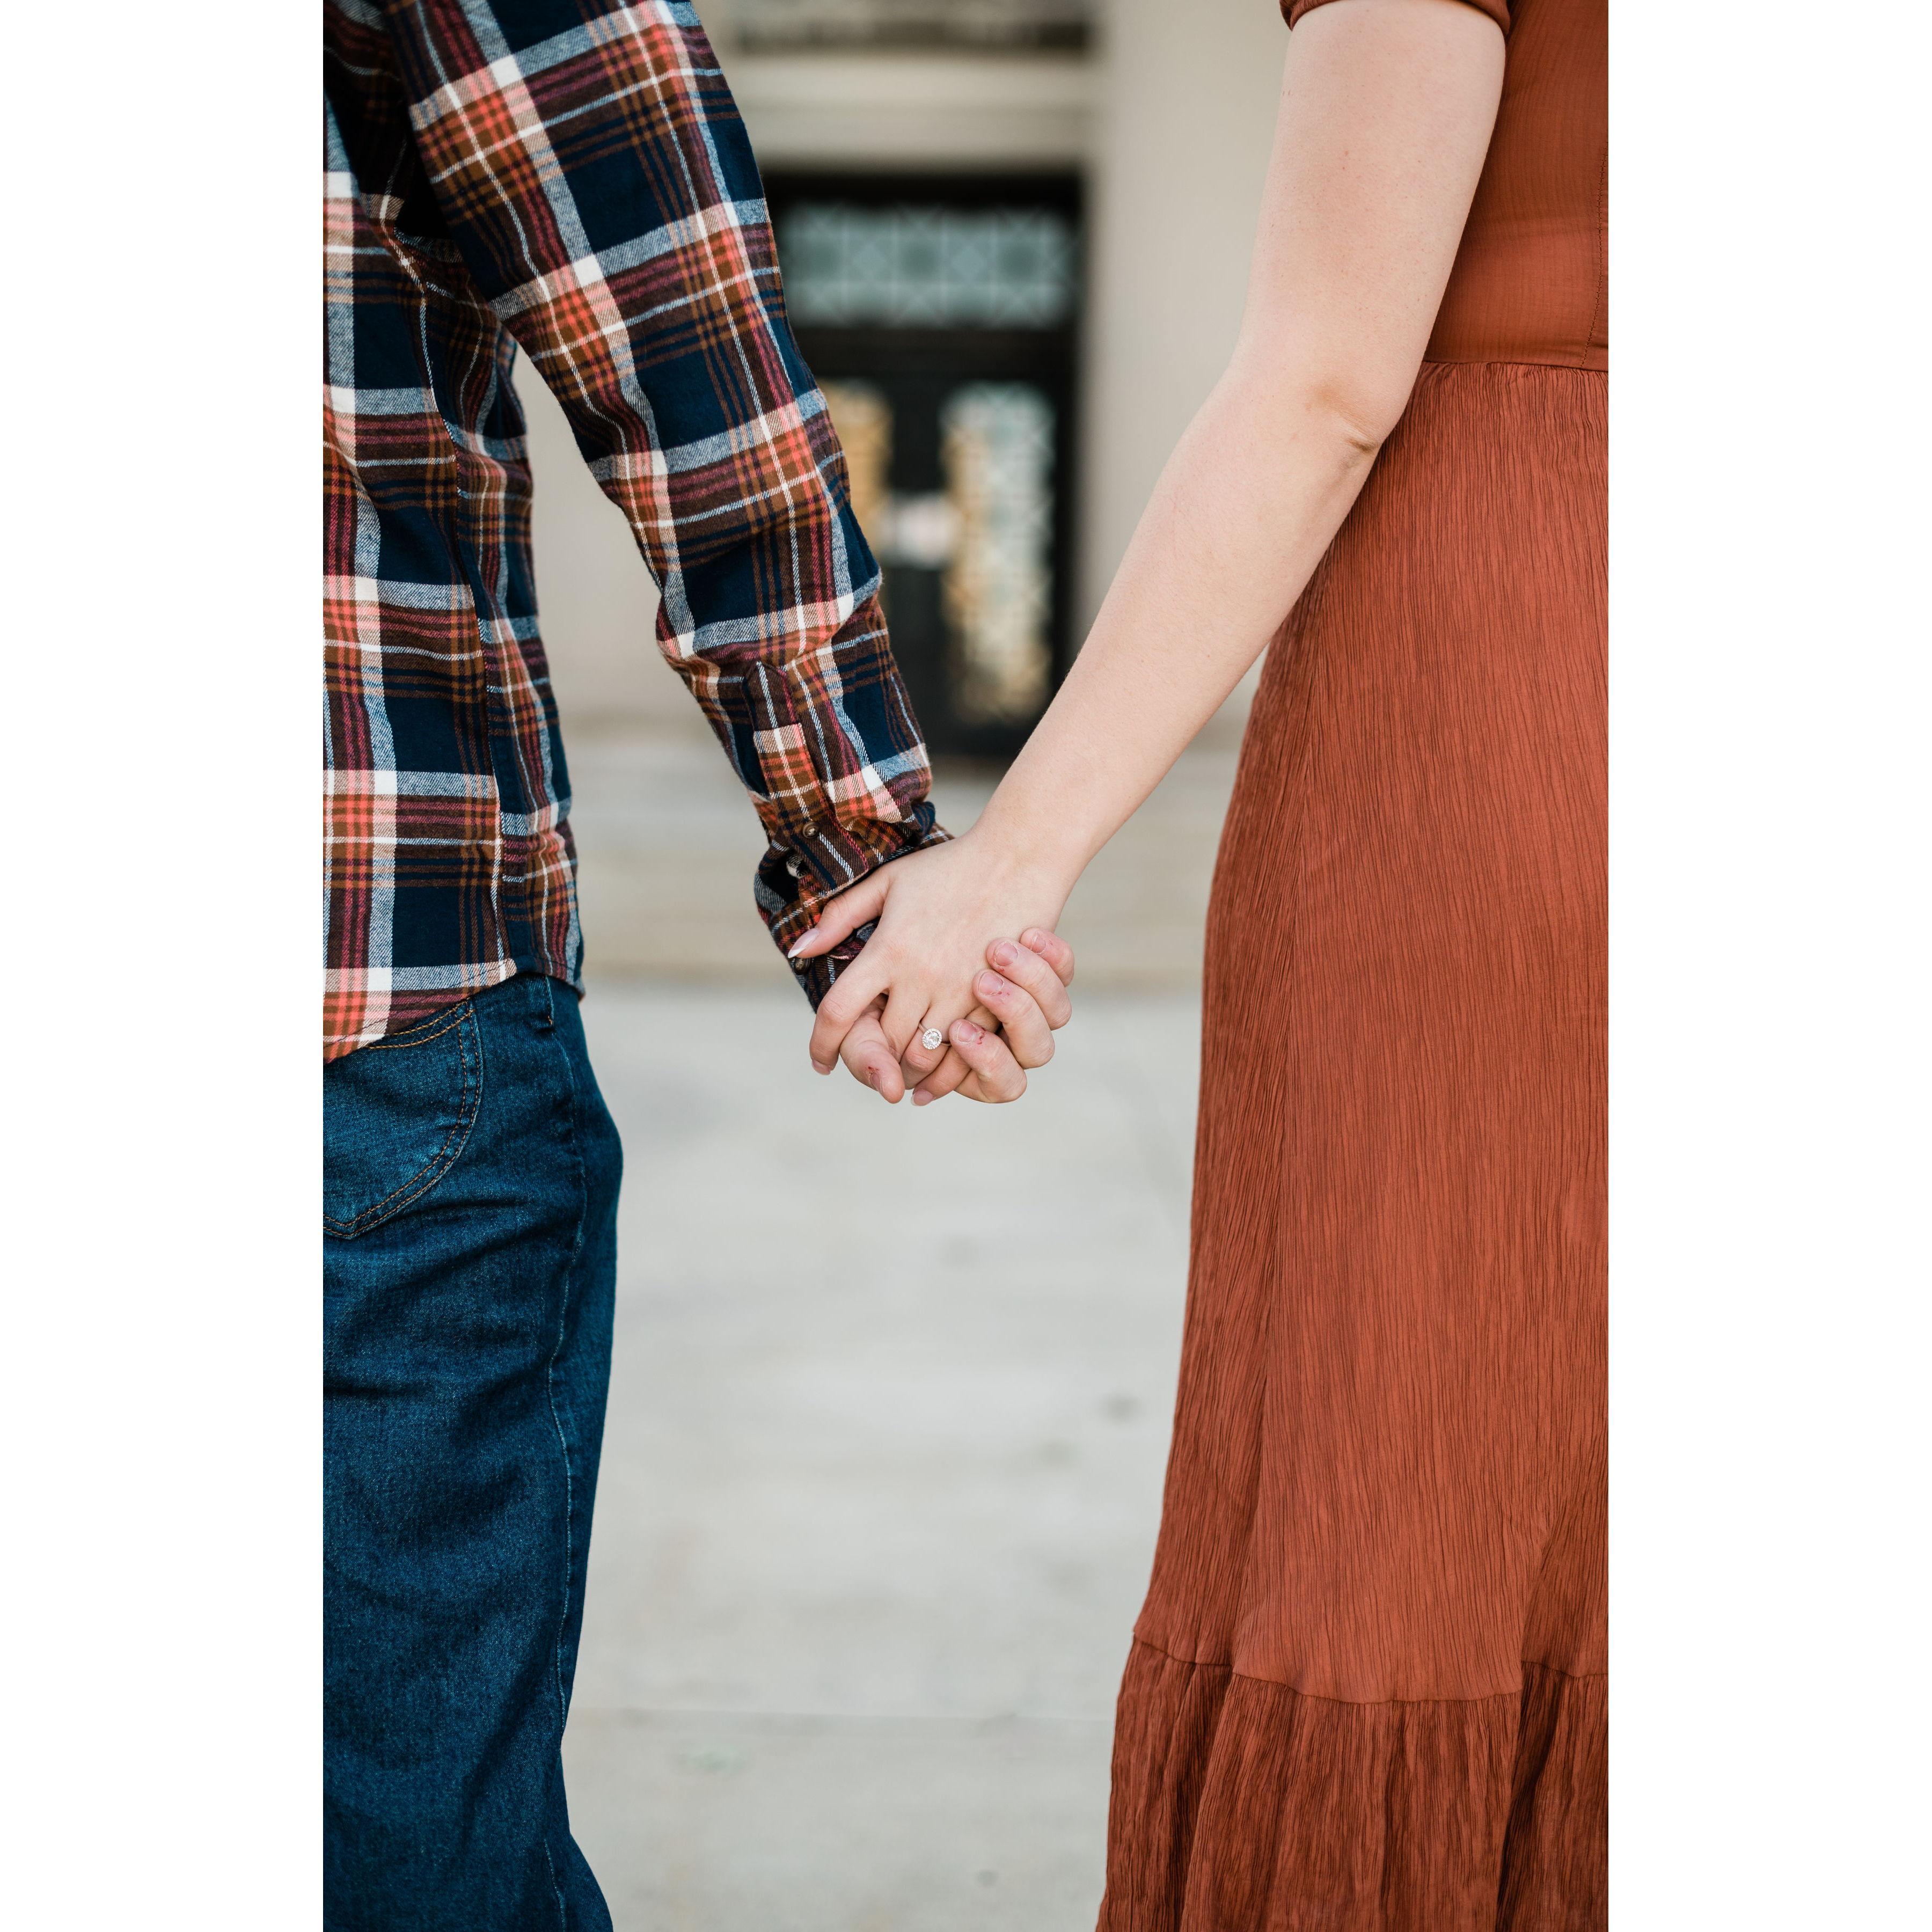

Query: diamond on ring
[920,1028,945,1053]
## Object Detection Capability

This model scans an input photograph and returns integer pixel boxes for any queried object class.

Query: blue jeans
[325,974,620,1930]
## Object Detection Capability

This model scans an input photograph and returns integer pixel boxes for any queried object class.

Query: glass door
[770,173,1083,758]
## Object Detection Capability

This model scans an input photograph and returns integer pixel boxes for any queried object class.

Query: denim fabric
[325,973,621,1930]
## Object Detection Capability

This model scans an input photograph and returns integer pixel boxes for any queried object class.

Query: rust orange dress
[1099,2,1607,1926]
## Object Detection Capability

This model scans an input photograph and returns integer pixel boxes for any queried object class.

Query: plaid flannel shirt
[324,0,944,1059]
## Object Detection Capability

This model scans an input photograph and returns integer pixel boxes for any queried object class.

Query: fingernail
[1021,929,1048,951]
[954,1019,985,1045]
[990,940,1015,968]
[977,971,1008,998]
[912,1089,933,1107]
[810,1058,832,1075]
[787,931,814,958]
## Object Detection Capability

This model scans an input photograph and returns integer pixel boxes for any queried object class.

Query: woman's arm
[795,0,1506,1085]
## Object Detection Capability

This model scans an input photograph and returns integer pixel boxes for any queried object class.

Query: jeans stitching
[323,1008,484,1238]
[541,1831,566,1930]
[363,1001,472,1051]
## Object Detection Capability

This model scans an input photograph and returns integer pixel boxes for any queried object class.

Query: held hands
[788,833,1075,1107]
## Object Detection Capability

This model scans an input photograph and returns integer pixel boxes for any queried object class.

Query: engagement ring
[920,1028,945,1052]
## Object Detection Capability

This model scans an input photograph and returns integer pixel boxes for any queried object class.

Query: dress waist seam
[1422,354,1608,376]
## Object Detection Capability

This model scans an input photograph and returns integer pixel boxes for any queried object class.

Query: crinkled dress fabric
[1097,2,1607,1927]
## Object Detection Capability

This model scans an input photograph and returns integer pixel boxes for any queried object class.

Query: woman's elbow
[1305,372,1416,457]
[1221,348,1417,462]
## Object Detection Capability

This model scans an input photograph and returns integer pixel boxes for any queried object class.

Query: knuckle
[1012,947,1058,989]
[1036,971,1071,1013]
[998,947,1044,990]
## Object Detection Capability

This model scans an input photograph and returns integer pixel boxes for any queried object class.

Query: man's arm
[382,0,943,1000]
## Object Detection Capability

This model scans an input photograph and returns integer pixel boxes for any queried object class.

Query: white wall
[1076,0,1285,627]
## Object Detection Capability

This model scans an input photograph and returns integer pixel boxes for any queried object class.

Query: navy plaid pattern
[324,0,943,1058]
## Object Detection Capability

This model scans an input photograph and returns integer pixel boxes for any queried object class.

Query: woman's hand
[788,830,1077,1096]
[826,927,1077,1106]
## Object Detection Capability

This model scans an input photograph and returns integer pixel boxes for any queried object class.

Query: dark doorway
[769,172,1083,759]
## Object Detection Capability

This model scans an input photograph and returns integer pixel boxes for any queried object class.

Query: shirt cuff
[757,809,952,1007]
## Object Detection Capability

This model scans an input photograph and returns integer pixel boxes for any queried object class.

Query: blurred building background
[541,2,1287,1924]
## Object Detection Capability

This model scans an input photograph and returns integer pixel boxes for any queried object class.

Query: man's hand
[829,930,1075,1107]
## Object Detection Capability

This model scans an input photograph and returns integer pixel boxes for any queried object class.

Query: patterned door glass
[823,379,1054,728]
[822,380,892,539]
[782,205,1077,328]
[941,384,1054,724]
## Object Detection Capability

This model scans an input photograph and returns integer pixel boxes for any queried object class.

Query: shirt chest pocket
[324,1004,483,1239]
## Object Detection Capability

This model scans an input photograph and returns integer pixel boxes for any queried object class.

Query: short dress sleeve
[1284,0,1509,30]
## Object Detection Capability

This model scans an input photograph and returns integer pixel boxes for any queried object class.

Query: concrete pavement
[563,981,1203,1930]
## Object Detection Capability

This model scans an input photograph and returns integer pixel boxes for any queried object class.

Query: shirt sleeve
[382,0,945,1003]
[1284,0,1509,30]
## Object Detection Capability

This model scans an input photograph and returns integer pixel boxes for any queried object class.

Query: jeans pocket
[324,1001,484,1238]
